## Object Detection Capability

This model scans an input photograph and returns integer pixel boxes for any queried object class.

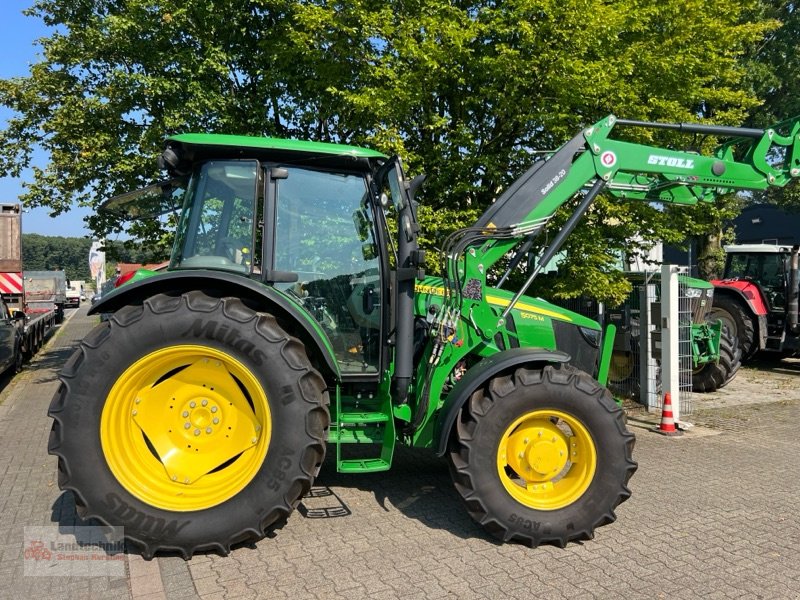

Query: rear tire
[692,326,741,393]
[48,291,329,559]
[448,364,636,547]
[710,295,757,360]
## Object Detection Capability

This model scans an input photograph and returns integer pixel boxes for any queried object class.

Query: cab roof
[724,244,793,254]
[167,133,387,171]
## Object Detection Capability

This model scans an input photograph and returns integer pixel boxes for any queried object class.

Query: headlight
[684,287,702,298]
[579,326,601,348]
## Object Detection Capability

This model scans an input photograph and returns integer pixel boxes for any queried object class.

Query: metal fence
[548,268,694,416]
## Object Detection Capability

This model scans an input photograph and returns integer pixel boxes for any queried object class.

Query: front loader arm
[455,114,800,287]
[477,114,800,233]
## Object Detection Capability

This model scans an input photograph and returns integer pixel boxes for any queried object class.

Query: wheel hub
[505,422,570,481]
[131,357,262,485]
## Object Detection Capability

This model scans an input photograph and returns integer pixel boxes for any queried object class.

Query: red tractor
[710,244,800,360]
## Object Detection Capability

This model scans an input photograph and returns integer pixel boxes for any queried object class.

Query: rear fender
[711,279,768,315]
[433,348,572,456]
[89,270,340,381]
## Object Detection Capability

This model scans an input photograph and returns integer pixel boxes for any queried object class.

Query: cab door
[268,166,385,377]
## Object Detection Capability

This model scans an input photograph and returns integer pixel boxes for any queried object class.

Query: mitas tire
[48,291,329,559]
[448,364,636,547]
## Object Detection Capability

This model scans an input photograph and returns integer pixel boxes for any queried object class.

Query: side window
[274,168,382,374]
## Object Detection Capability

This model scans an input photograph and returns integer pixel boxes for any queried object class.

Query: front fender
[433,347,572,456]
[89,270,340,381]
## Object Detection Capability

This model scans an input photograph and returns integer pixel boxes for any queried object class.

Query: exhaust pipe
[789,246,799,334]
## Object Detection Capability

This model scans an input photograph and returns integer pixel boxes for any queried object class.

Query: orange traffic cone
[653,392,683,436]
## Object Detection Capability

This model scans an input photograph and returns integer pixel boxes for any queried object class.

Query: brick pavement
[1,307,798,599]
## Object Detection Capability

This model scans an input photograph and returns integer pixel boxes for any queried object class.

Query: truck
[66,279,84,308]
[0,204,63,364]
[48,115,799,559]
[711,243,800,359]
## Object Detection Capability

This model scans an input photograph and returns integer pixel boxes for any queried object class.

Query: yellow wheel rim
[608,351,634,384]
[100,345,271,512]
[496,409,597,511]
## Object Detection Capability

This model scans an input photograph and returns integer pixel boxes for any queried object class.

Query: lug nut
[211,406,218,413]
[172,475,177,481]
[184,423,191,429]
[202,399,208,407]
[189,401,196,408]
[206,427,212,434]
[131,410,137,416]
[194,429,201,436]
[213,418,219,425]
[182,411,189,418]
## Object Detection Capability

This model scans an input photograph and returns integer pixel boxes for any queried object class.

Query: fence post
[660,264,680,422]
[638,273,658,409]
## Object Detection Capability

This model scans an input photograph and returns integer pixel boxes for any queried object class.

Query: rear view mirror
[352,208,371,242]
[361,242,377,261]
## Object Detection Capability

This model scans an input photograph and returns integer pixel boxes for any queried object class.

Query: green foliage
[22,233,92,279]
[0,0,786,301]
[740,2,800,211]
[21,233,164,280]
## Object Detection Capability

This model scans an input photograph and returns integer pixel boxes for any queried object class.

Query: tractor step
[338,411,389,424]
[337,458,391,473]
[328,424,384,444]
[334,390,395,474]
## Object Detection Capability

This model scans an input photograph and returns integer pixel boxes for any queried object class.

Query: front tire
[48,292,329,558]
[692,326,741,393]
[448,364,636,547]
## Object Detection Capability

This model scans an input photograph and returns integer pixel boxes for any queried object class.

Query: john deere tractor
[49,116,799,558]
[606,273,741,395]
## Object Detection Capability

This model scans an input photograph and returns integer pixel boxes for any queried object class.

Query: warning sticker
[600,151,617,167]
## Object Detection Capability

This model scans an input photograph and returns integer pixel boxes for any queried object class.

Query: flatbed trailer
[0,204,62,361]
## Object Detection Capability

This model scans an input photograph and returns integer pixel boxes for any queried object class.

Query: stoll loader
[48,114,799,558]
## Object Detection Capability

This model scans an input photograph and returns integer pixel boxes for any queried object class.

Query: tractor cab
[722,244,792,311]
[103,134,411,378]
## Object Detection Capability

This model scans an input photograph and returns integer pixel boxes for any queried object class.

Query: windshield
[171,161,259,273]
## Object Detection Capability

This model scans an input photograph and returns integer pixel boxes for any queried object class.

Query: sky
[0,0,93,238]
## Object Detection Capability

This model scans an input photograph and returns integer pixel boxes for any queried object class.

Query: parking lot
[1,305,799,599]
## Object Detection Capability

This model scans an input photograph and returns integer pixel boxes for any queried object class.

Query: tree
[741,1,800,212]
[21,233,92,279]
[0,0,778,303]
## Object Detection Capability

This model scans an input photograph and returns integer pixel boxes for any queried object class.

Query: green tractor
[49,116,799,558]
[607,274,741,396]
